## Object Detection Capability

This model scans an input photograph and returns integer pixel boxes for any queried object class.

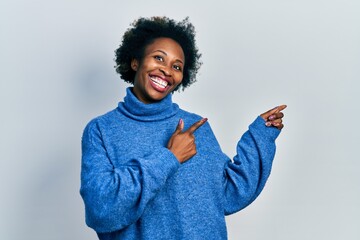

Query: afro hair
[114,16,202,91]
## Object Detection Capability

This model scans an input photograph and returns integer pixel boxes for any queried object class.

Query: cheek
[142,58,157,69]
[174,72,184,84]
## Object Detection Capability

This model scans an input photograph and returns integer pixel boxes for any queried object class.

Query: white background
[1,0,359,239]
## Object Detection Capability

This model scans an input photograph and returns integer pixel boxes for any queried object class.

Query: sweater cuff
[140,148,181,188]
[249,116,281,142]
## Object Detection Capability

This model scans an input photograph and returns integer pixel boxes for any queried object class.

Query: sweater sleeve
[79,120,180,233]
[223,116,280,215]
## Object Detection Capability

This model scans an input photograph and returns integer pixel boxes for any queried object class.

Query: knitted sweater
[80,87,280,240]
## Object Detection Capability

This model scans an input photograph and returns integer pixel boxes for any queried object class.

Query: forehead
[144,37,185,60]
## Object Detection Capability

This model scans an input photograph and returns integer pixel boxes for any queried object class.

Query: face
[131,37,185,104]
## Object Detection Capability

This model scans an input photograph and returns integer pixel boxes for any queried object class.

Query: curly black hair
[114,16,202,91]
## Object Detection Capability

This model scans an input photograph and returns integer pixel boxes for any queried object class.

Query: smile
[149,75,169,89]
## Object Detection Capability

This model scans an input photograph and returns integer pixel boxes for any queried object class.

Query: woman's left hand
[260,105,287,130]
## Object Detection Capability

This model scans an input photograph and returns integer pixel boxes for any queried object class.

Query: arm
[224,105,286,214]
[80,120,180,233]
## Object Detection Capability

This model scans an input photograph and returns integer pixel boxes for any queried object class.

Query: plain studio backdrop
[1,0,359,239]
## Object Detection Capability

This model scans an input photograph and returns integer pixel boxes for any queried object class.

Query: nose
[159,65,171,76]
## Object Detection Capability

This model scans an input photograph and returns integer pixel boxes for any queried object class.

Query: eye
[154,55,164,62]
[173,65,182,71]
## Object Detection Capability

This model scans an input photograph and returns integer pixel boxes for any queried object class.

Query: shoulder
[178,108,203,122]
[178,108,217,138]
[82,109,118,135]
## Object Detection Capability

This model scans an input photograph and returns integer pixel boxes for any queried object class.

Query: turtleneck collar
[117,87,179,122]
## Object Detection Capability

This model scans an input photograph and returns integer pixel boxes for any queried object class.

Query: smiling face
[131,37,185,104]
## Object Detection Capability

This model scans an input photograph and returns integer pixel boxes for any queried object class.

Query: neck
[117,87,179,122]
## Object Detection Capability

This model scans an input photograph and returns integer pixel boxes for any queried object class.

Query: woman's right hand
[167,118,207,163]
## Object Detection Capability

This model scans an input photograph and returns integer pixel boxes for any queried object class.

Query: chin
[147,91,169,102]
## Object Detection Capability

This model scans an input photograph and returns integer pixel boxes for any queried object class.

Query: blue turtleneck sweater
[80,88,280,240]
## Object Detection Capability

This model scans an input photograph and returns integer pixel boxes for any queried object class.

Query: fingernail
[269,115,275,120]
[179,119,183,125]
[202,118,208,122]
[265,122,272,127]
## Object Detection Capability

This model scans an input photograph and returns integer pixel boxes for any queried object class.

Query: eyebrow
[151,50,184,64]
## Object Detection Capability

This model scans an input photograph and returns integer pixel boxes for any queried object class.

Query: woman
[80,16,286,240]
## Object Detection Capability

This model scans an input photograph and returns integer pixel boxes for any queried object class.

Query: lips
[149,74,171,92]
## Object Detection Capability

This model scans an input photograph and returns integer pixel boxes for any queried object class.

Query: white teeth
[150,76,168,88]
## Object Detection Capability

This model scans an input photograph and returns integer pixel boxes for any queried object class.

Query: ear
[131,59,139,71]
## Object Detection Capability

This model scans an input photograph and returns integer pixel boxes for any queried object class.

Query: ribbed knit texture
[80,87,280,240]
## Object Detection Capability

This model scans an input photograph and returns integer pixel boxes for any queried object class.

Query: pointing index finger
[261,104,287,120]
[186,118,208,134]
[274,105,287,113]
